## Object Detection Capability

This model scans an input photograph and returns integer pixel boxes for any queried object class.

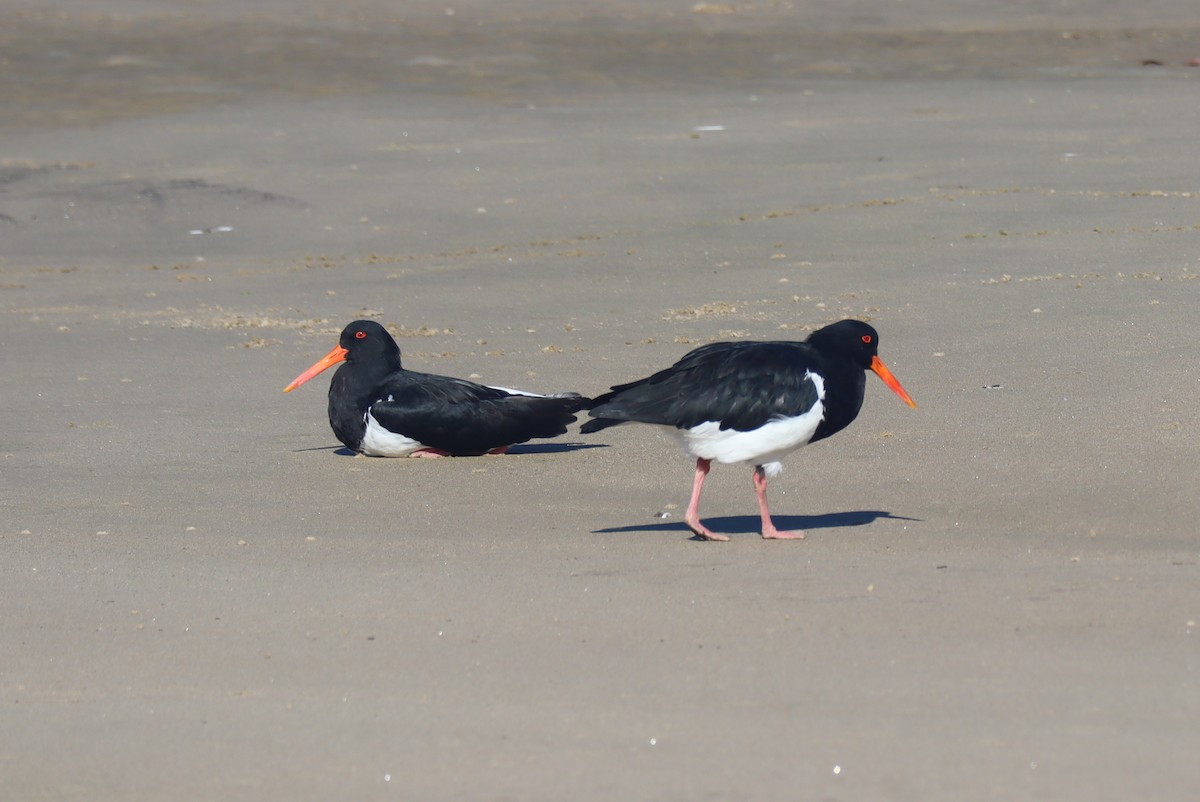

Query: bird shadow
[506,441,607,455]
[291,445,347,454]
[294,442,607,457]
[594,510,920,539]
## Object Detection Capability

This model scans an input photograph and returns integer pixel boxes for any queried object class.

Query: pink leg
[485,445,510,455]
[753,467,804,540]
[685,458,728,541]
[409,447,451,458]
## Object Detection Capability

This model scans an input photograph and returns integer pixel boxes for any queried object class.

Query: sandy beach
[3,1,1199,799]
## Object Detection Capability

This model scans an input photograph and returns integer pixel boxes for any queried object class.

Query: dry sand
[3,1,1199,799]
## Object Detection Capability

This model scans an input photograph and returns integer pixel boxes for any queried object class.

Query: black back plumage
[364,373,586,455]
[326,320,587,454]
[582,319,883,444]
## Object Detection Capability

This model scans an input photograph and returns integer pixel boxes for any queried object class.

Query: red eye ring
[861,334,872,344]
[355,331,366,339]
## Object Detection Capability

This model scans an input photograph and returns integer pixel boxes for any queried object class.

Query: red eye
[355,331,366,339]
[861,335,872,344]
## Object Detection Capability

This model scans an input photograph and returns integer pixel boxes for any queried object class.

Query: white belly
[359,410,425,457]
[672,371,825,477]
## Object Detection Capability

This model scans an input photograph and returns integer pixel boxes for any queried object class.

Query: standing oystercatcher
[285,320,589,457]
[581,319,916,540]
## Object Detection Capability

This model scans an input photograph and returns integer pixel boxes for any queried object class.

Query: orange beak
[870,355,917,409]
[283,345,349,392]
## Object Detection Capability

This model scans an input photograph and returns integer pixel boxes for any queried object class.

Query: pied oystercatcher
[285,320,589,457]
[581,319,916,540]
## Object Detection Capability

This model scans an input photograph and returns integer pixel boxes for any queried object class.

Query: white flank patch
[673,371,825,473]
[487,385,545,398]
[360,410,425,457]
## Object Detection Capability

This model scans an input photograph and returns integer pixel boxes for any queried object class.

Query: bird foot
[686,516,730,542]
[762,528,805,540]
[485,446,510,455]
[409,448,451,458]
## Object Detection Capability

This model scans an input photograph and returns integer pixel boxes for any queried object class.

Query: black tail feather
[547,392,592,414]
[580,416,624,434]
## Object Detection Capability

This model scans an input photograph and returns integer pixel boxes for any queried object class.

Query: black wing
[583,341,822,433]
[369,372,587,455]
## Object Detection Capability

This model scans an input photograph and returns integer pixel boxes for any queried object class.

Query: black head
[283,319,402,393]
[807,319,917,408]
[805,319,882,369]
[338,319,401,365]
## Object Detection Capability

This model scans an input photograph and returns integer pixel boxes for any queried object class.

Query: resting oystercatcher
[581,319,916,541]
[285,320,589,457]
